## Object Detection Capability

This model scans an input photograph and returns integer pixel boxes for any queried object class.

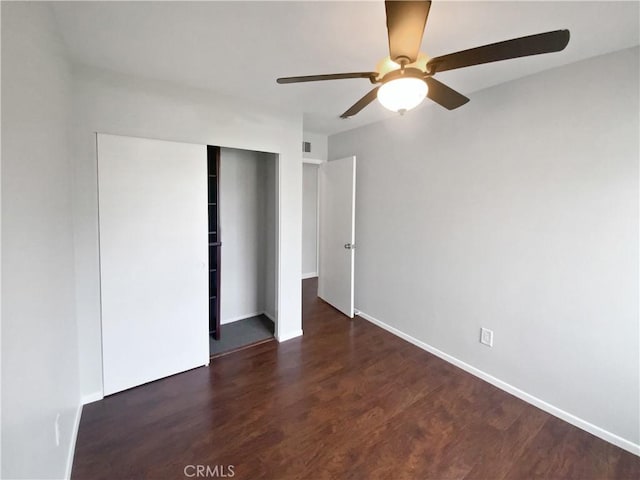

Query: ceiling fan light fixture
[377,77,428,114]
[277,0,570,119]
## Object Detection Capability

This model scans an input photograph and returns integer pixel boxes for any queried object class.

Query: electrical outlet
[480,328,494,347]
[54,413,61,446]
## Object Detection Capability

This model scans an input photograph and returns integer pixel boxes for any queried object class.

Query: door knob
[344,243,355,250]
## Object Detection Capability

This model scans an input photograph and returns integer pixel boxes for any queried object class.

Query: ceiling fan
[276,1,570,118]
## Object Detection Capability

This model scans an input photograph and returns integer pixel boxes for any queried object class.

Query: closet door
[98,134,209,395]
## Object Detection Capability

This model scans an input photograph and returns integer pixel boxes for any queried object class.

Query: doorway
[302,162,320,280]
[209,147,278,357]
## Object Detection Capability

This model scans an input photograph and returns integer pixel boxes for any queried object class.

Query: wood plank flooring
[72,278,640,479]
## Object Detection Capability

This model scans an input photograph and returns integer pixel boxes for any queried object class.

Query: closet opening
[208,146,278,357]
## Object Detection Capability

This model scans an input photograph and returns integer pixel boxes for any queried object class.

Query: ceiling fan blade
[277,72,378,84]
[425,77,470,110]
[340,87,380,118]
[385,0,431,64]
[426,30,570,74]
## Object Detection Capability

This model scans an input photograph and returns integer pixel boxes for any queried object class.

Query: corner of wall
[276,329,303,343]
[302,131,328,162]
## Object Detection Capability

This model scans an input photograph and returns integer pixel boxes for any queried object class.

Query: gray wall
[1,3,80,478]
[259,152,278,320]
[220,148,276,323]
[329,47,639,447]
[302,164,318,276]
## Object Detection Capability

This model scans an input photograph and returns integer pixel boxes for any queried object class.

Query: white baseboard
[221,311,263,325]
[356,309,640,457]
[276,329,303,343]
[302,272,318,280]
[65,403,83,480]
[81,391,103,405]
[262,310,276,323]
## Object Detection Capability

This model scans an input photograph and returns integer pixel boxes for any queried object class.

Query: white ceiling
[51,1,639,135]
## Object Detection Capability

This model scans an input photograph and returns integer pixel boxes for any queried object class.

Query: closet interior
[209,146,277,357]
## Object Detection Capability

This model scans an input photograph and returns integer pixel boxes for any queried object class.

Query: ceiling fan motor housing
[381,67,427,84]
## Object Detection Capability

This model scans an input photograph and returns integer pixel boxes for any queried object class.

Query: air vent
[302,141,311,153]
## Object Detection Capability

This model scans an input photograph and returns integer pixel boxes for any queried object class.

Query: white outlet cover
[480,328,494,347]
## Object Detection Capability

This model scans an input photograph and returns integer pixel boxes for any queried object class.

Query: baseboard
[81,391,103,405]
[65,403,83,480]
[262,310,276,323]
[302,272,318,280]
[356,309,640,457]
[221,311,263,325]
[276,329,303,343]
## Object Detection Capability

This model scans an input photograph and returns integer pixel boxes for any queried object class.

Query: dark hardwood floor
[72,278,640,479]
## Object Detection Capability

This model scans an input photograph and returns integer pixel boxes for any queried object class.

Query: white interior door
[318,156,356,318]
[98,134,209,395]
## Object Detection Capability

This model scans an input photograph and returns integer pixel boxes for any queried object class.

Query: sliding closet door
[98,134,209,395]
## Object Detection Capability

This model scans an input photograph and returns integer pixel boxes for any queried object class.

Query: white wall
[1,2,80,478]
[71,65,302,399]
[219,148,276,324]
[302,164,318,277]
[329,47,639,451]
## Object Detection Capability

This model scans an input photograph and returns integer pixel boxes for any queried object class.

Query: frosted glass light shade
[377,77,428,113]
